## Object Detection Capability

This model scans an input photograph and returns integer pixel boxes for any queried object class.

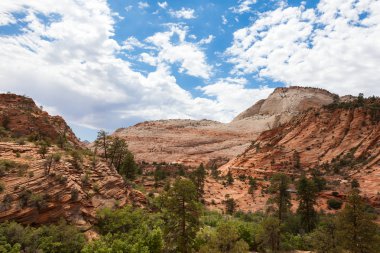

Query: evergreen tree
[296,175,318,232]
[225,197,236,215]
[119,151,138,180]
[293,151,301,170]
[311,216,341,253]
[257,217,281,252]
[96,130,110,160]
[162,178,201,253]
[191,163,206,200]
[337,189,380,253]
[226,171,234,185]
[248,176,257,195]
[268,173,291,223]
[267,173,291,251]
[210,164,219,179]
[351,179,360,189]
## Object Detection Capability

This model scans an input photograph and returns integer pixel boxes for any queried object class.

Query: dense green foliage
[0,167,379,253]
[0,220,85,253]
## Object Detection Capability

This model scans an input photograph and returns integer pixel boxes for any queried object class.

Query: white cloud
[145,25,213,79]
[198,78,274,120]
[138,2,149,9]
[158,1,168,9]
[227,0,380,96]
[1,0,263,139]
[0,11,16,26]
[222,15,228,25]
[169,8,196,19]
[231,0,257,14]
[122,36,145,51]
[199,35,215,45]
[125,5,133,12]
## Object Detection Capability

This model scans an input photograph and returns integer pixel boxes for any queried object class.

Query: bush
[0,220,85,252]
[327,198,343,210]
[71,188,79,201]
[0,182,4,193]
[1,194,13,210]
[18,189,32,208]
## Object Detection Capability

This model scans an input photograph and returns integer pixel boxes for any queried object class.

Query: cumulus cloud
[125,5,133,12]
[144,25,213,79]
[199,35,215,45]
[197,78,274,120]
[0,0,267,140]
[226,0,380,96]
[122,36,145,51]
[138,2,149,9]
[231,0,257,14]
[169,8,196,19]
[158,1,168,9]
[222,15,228,25]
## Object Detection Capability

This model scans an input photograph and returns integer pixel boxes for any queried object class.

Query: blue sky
[0,0,379,141]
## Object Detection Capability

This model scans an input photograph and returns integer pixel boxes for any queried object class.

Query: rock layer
[0,142,145,226]
[115,87,337,166]
[0,93,80,146]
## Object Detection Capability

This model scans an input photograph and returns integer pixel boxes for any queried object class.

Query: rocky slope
[218,101,380,211]
[0,93,145,227]
[0,142,145,227]
[115,86,337,166]
[0,93,80,146]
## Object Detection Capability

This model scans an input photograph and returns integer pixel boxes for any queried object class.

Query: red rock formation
[220,104,380,211]
[0,93,80,146]
[0,141,145,227]
[115,86,337,166]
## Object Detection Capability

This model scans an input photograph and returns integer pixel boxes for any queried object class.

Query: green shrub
[327,198,343,210]
[71,188,79,201]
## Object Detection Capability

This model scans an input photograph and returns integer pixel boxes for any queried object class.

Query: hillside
[0,93,80,146]
[218,99,380,210]
[0,94,145,227]
[115,86,337,166]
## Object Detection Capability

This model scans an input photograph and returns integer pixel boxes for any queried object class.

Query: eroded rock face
[0,142,145,227]
[221,107,380,209]
[113,119,256,167]
[115,87,337,166]
[0,93,80,146]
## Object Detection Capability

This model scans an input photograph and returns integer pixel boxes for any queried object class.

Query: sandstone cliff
[115,87,338,166]
[0,142,145,227]
[0,94,145,227]
[0,93,80,146]
[219,101,380,211]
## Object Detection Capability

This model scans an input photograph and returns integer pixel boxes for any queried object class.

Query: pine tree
[337,189,380,253]
[162,178,201,253]
[191,163,206,200]
[296,175,318,232]
[268,173,291,223]
[96,130,110,160]
[267,173,291,251]
[226,171,234,185]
